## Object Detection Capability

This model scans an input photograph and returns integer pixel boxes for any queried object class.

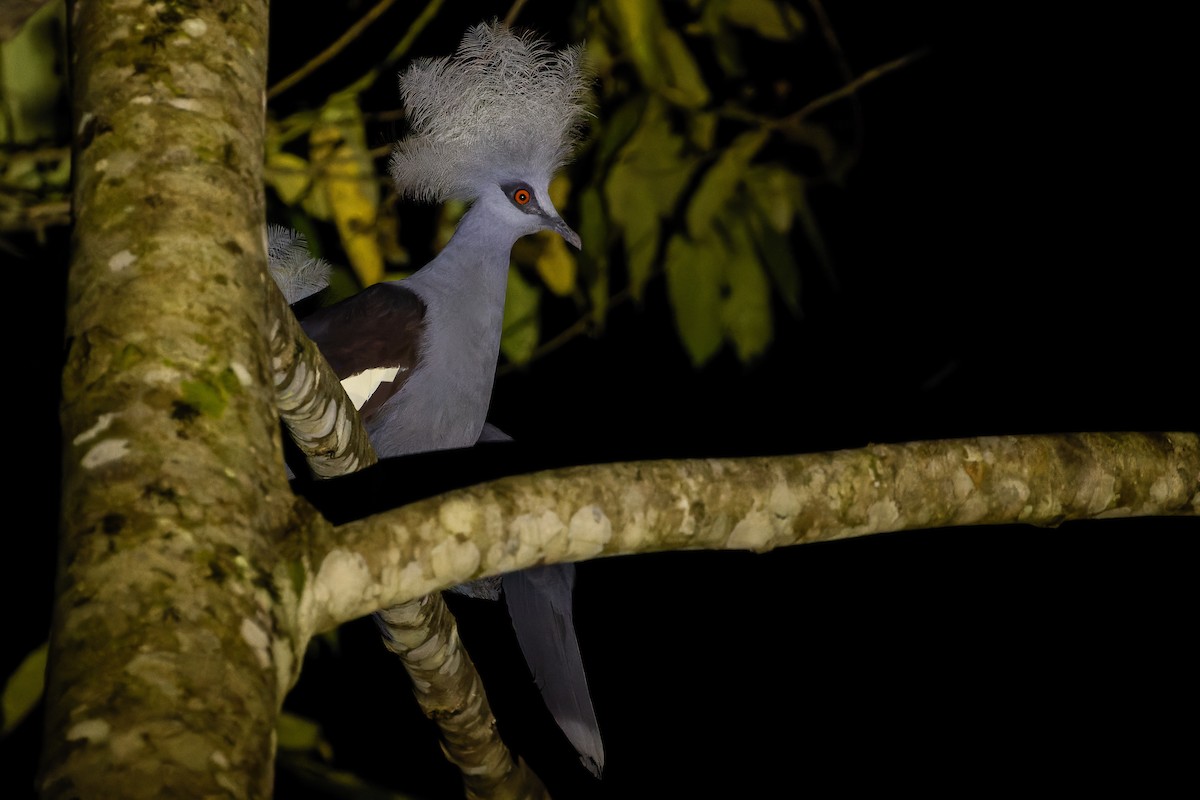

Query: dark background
[6,1,1195,797]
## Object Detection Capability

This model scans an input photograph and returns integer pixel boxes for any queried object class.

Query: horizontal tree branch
[286,432,1198,634]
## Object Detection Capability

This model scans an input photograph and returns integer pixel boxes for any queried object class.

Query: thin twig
[503,0,530,27]
[789,48,929,126]
[267,0,401,100]
[806,0,863,157]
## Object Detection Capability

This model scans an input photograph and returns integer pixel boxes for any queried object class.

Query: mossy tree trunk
[43,2,297,796]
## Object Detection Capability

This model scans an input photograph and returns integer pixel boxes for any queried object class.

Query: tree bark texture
[286,432,1198,632]
[270,282,541,794]
[44,2,293,797]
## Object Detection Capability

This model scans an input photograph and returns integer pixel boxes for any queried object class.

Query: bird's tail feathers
[503,562,605,778]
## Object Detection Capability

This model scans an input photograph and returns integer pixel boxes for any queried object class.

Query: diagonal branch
[266,278,543,792]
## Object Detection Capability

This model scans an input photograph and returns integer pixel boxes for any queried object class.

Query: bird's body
[272,21,603,778]
[300,198,517,456]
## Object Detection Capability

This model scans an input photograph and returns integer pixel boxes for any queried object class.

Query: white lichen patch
[768,480,801,519]
[509,510,566,551]
[996,478,1031,512]
[1079,471,1117,514]
[108,249,137,271]
[429,537,481,584]
[73,412,117,446]
[240,618,271,669]
[393,560,440,599]
[229,361,253,386]
[167,97,203,112]
[1149,472,1184,507]
[312,549,373,622]
[81,438,130,469]
[438,497,480,536]
[66,718,111,743]
[144,365,183,385]
[272,637,295,692]
[676,496,696,537]
[952,466,976,500]
[181,18,207,37]
[727,509,774,552]
[125,652,182,699]
[866,499,900,530]
[566,505,612,559]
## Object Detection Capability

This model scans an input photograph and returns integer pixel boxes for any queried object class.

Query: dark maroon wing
[299,282,426,425]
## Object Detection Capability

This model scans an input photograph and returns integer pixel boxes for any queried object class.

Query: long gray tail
[503,563,604,778]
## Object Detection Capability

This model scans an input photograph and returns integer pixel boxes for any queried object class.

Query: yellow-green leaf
[688,111,719,151]
[748,206,802,316]
[726,0,805,41]
[501,267,540,365]
[594,96,646,170]
[577,187,609,325]
[720,215,773,361]
[277,711,324,753]
[0,1,66,144]
[2,642,47,735]
[602,0,668,89]
[311,97,383,286]
[665,233,723,366]
[535,232,577,296]
[265,151,312,206]
[605,97,698,297]
[657,28,710,108]
[686,129,769,239]
[745,164,802,234]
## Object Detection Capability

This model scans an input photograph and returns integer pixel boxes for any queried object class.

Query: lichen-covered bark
[376,598,549,800]
[288,432,1198,631]
[268,265,534,792]
[45,2,293,797]
[268,283,377,477]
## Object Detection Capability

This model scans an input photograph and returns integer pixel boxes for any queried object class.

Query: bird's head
[389,19,592,249]
[476,175,581,249]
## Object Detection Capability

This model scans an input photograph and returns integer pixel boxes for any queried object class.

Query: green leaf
[593,97,646,172]
[602,0,668,88]
[277,711,324,752]
[657,28,710,108]
[534,232,577,297]
[265,151,312,206]
[501,266,541,365]
[577,187,610,325]
[311,96,383,286]
[720,215,773,361]
[686,129,770,239]
[725,0,805,41]
[0,0,67,145]
[2,642,47,735]
[744,164,801,234]
[688,110,719,151]
[748,206,802,317]
[604,97,697,298]
[665,233,723,366]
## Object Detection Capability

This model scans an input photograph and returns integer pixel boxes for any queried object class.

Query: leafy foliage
[263,0,858,369]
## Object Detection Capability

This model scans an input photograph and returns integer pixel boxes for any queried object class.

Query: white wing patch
[341,366,403,410]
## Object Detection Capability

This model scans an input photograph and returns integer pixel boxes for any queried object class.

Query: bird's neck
[404,200,516,305]
[384,199,515,453]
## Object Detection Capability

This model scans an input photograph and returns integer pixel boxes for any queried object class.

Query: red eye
[514,188,531,205]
